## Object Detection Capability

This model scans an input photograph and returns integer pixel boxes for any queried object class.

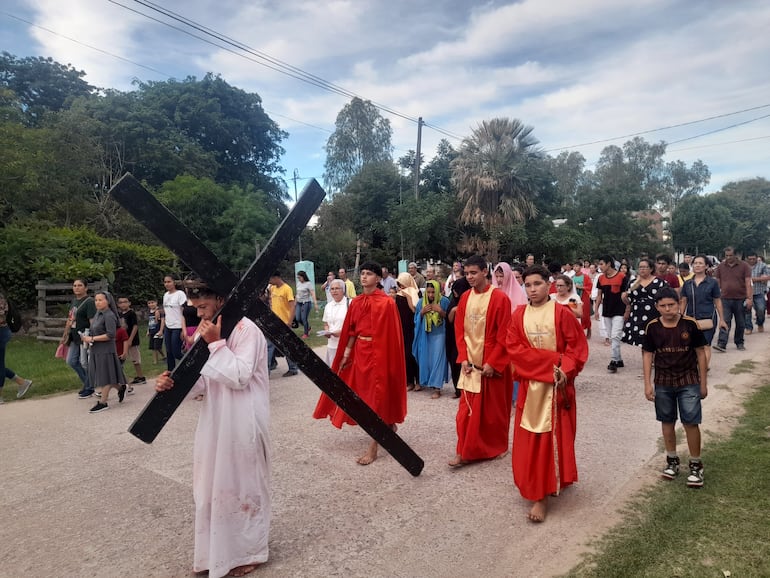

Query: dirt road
[1,331,766,577]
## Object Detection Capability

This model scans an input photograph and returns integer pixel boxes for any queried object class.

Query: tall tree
[451,117,544,260]
[670,194,737,254]
[421,139,458,194]
[323,97,393,193]
[547,151,586,209]
[155,175,280,270]
[713,178,770,253]
[0,52,95,126]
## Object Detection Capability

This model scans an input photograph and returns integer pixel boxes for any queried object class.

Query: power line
[1,11,169,77]
[6,7,768,158]
[668,134,770,153]
[666,113,770,145]
[1,11,337,138]
[109,0,417,123]
[545,102,770,152]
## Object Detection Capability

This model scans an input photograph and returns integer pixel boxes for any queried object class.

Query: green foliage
[452,117,544,230]
[156,175,281,271]
[389,190,461,262]
[133,74,287,197]
[0,51,96,126]
[0,225,176,308]
[714,178,770,253]
[323,97,393,193]
[670,194,737,254]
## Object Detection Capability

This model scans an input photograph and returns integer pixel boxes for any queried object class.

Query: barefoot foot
[431,390,441,399]
[527,498,548,523]
[448,454,468,468]
[229,564,259,577]
[357,440,378,465]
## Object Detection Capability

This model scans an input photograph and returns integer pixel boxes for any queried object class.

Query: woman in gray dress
[81,291,127,413]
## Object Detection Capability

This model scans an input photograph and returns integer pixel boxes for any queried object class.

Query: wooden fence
[35,280,108,342]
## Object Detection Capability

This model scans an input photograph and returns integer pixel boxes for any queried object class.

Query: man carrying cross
[507,265,589,523]
[449,254,513,467]
[156,276,270,578]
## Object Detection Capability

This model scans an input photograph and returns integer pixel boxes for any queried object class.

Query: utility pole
[413,116,423,199]
[292,169,303,261]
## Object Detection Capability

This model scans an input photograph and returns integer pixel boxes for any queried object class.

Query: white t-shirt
[163,290,188,329]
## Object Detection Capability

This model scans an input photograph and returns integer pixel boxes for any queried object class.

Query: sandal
[431,391,441,399]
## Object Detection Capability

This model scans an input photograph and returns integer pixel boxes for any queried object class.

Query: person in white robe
[156,278,270,578]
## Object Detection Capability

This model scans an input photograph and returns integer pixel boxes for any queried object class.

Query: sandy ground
[1,329,767,578]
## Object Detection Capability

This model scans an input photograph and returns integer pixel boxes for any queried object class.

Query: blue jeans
[718,298,747,348]
[297,301,312,335]
[654,383,703,425]
[67,340,91,391]
[267,340,297,372]
[744,294,767,331]
[164,328,184,371]
[1,325,14,387]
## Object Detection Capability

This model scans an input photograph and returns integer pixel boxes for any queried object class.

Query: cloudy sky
[2,0,769,195]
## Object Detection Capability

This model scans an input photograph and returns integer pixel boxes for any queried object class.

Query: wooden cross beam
[110,173,424,476]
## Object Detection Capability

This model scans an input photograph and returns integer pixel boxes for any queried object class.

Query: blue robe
[412,296,450,388]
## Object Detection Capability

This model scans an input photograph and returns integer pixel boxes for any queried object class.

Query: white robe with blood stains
[190,317,271,577]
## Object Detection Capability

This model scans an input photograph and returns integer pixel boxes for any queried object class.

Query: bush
[0,224,178,308]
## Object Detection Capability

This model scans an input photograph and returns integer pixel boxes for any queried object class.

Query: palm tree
[451,118,543,251]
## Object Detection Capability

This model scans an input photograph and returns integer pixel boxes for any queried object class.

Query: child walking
[147,299,165,364]
[642,287,708,488]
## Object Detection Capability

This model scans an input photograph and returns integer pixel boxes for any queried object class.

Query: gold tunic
[457,286,494,394]
[521,300,557,433]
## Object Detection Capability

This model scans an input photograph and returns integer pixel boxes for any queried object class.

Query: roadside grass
[2,310,329,403]
[729,360,756,374]
[566,381,770,577]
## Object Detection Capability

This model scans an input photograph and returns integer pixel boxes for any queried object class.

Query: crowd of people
[4,245,769,577]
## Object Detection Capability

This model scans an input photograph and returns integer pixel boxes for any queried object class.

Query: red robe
[313,290,407,428]
[508,302,589,501]
[580,274,593,333]
[453,285,513,460]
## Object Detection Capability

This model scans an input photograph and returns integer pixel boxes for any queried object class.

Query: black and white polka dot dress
[622,277,667,346]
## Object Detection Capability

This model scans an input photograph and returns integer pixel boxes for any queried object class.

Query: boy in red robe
[449,255,513,467]
[508,265,589,522]
[313,261,407,465]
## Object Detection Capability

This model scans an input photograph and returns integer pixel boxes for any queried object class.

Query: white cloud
[5,0,768,190]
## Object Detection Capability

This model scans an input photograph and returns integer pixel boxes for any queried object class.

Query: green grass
[2,310,329,403]
[729,360,757,374]
[566,381,770,577]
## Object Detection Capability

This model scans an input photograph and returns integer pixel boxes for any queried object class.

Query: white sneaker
[17,379,33,398]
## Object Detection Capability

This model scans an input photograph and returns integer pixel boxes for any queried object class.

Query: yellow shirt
[270,283,294,324]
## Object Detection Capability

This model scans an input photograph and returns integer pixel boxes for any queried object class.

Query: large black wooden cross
[110,173,423,477]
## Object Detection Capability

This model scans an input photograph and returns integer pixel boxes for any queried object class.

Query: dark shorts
[654,383,702,425]
[149,335,164,351]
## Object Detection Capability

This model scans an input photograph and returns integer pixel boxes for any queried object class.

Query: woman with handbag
[621,258,667,347]
[680,255,727,370]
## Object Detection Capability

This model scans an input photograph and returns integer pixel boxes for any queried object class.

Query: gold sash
[457,286,494,393]
[521,301,557,433]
